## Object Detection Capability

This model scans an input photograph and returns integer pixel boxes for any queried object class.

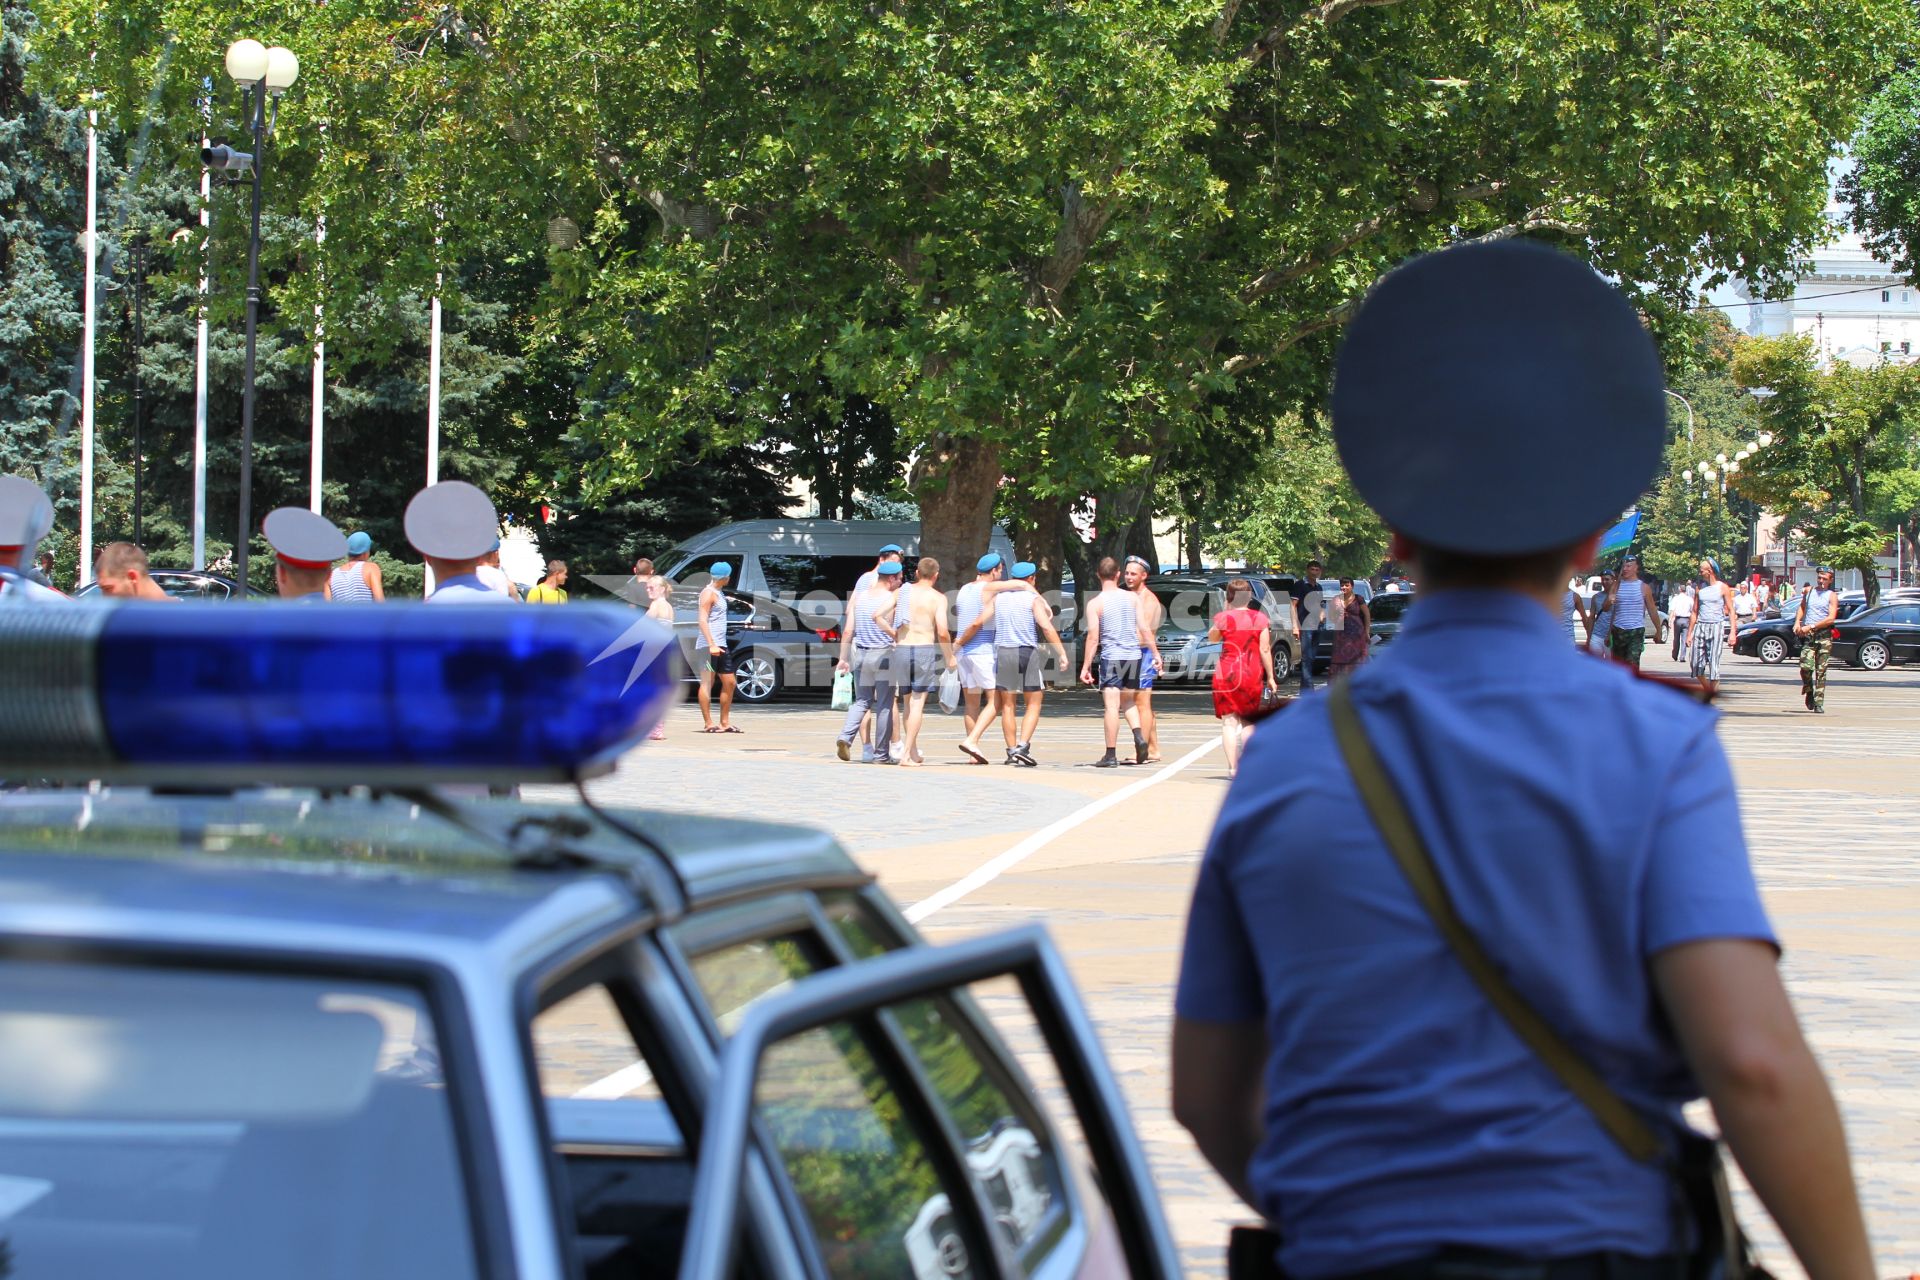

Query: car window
[757,1019,983,1280]
[1890,605,1920,626]
[888,996,1070,1268]
[532,982,664,1105]
[1369,594,1414,621]
[0,961,479,1280]
[689,933,823,1032]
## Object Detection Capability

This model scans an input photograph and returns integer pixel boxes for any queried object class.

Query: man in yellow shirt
[525,559,569,604]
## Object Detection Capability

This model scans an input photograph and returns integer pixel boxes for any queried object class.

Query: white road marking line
[572,1060,657,1100]
[904,738,1221,923]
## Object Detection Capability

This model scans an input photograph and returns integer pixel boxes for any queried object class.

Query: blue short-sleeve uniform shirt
[1176,590,1774,1278]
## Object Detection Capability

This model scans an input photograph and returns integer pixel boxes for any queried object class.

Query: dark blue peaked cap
[1331,240,1666,556]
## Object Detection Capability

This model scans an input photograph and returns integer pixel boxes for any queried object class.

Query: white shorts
[957,649,996,691]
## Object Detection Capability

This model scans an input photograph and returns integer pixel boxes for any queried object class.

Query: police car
[0,601,1178,1280]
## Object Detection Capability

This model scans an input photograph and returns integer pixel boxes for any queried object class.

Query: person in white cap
[405,481,511,603]
[0,476,65,603]
[262,508,349,602]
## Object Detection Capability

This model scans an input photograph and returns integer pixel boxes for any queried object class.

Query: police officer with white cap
[1172,241,1871,1280]
[262,507,348,601]
[405,482,510,604]
[0,476,64,603]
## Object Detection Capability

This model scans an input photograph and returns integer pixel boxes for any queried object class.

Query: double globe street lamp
[203,38,298,592]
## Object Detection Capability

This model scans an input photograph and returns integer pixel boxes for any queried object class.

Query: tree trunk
[912,433,1004,592]
[1125,504,1159,568]
[1092,483,1153,569]
[1014,494,1070,595]
[1185,516,1204,572]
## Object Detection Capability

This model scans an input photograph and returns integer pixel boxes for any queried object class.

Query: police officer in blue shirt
[1172,242,1871,1280]
[407,482,511,603]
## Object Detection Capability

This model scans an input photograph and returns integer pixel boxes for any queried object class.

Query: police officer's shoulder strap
[1327,681,1666,1165]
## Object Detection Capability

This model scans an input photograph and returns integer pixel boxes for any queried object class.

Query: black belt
[1328,1251,1686,1280]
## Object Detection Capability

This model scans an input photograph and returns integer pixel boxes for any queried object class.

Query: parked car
[1367,590,1415,645]
[72,568,265,600]
[1832,601,1920,670]
[669,592,837,704]
[0,602,1180,1280]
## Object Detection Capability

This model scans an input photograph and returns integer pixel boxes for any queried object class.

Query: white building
[1716,229,1920,367]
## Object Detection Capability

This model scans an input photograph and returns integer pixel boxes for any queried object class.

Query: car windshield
[0,961,479,1279]
[1369,594,1414,621]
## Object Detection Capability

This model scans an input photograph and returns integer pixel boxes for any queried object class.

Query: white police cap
[0,476,55,550]
[262,507,349,567]
[404,481,499,561]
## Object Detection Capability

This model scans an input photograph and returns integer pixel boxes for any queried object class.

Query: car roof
[0,796,867,959]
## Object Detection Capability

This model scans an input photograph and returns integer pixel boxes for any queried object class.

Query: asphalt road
[558,641,1920,1278]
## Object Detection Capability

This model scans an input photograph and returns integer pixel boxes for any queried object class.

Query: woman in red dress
[1208,578,1278,777]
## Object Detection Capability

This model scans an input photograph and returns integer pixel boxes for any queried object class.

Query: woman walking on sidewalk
[1208,579,1276,778]
[1327,578,1371,680]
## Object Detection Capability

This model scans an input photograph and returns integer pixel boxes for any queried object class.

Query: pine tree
[0,0,86,555]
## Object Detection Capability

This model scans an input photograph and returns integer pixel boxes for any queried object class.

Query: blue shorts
[1097,657,1143,690]
[1139,654,1159,690]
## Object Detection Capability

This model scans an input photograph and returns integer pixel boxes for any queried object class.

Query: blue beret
[709,561,733,579]
[1011,562,1037,580]
[876,561,904,576]
[878,543,905,555]
[1332,241,1664,556]
[977,553,1003,572]
[345,531,372,556]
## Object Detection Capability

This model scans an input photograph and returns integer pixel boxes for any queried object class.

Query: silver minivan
[658,519,1019,629]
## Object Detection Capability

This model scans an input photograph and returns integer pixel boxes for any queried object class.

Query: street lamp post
[1664,389,1695,442]
[206,39,297,593]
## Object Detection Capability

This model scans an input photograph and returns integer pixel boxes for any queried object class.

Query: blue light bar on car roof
[0,604,677,785]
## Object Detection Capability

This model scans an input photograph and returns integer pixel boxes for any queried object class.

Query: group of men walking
[830,545,1171,767]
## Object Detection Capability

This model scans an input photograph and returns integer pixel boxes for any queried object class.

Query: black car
[73,569,266,600]
[1832,602,1920,671]
[1367,590,1415,645]
[1735,597,1869,664]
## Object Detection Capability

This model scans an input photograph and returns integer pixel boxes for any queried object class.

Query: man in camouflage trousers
[1795,568,1840,714]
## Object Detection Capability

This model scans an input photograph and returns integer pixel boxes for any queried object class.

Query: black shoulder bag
[1326,682,1769,1280]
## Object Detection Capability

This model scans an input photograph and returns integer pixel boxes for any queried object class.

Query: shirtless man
[1123,555,1164,761]
[894,558,958,767]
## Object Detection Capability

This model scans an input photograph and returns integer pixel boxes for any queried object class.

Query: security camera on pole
[204,39,298,594]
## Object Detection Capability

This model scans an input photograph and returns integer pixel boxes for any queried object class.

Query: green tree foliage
[1205,415,1387,577]
[1843,68,1920,284]
[0,0,85,554]
[1730,334,1920,602]
[17,0,1911,587]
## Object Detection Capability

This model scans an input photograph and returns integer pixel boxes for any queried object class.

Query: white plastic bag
[830,668,855,712]
[938,668,961,714]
